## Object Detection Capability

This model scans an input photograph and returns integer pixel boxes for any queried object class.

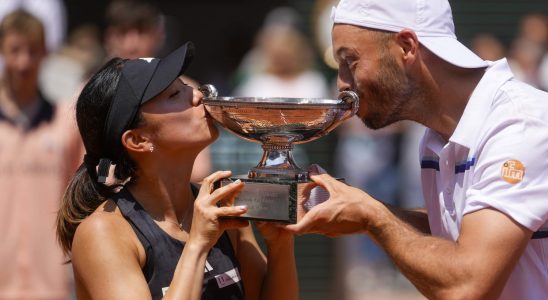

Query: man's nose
[336,65,355,92]
[337,76,353,92]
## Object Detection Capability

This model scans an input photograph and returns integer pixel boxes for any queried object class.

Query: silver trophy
[200,84,358,223]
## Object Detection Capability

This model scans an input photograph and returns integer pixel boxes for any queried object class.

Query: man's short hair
[0,9,45,47]
[105,0,163,31]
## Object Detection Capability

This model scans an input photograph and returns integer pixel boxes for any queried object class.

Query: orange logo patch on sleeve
[501,159,525,184]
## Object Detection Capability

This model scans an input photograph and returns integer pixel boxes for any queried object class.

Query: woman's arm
[231,224,298,300]
[72,212,152,300]
[162,242,210,300]
[256,223,298,300]
[72,212,216,300]
[165,171,248,300]
[73,171,248,300]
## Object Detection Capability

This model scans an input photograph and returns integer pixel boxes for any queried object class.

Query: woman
[56,42,298,300]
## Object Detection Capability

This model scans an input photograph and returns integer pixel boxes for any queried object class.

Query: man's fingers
[307,164,328,176]
[299,181,318,201]
[309,173,341,194]
[285,209,318,235]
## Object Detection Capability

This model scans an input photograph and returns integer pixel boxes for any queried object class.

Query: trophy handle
[198,84,218,98]
[338,90,359,117]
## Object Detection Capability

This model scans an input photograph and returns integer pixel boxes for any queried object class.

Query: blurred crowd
[0,0,546,299]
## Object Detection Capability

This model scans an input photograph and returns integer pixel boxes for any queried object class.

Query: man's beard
[360,53,417,130]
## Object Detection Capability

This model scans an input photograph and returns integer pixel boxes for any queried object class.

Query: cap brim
[419,36,488,69]
[142,42,195,102]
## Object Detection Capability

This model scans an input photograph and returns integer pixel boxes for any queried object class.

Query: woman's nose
[193,89,204,106]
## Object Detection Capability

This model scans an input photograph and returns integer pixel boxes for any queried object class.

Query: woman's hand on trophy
[188,170,249,250]
[255,221,294,247]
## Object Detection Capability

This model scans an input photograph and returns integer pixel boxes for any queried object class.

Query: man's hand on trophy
[288,172,381,237]
[295,164,328,221]
[307,163,328,176]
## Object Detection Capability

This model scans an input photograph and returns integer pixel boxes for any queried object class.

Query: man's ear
[121,129,150,153]
[395,29,420,66]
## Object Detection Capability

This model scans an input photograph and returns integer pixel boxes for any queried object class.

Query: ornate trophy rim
[199,84,359,180]
[202,96,347,107]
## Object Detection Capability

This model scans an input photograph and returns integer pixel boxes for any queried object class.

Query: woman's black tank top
[113,187,245,300]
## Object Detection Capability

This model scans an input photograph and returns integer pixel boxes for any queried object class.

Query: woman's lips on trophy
[203,107,214,121]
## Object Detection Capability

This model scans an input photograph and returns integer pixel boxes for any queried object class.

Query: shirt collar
[448,59,515,149]
[0,93,54,130]
[422,127,446,157]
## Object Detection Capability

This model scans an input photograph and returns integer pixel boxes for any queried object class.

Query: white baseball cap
[331,0,488,68]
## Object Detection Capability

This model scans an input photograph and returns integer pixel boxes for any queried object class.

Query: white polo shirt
[419,59,548,300]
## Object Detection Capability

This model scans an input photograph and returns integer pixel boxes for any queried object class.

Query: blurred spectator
[233,6,329,99]
[212,7,331,175]
[509,13,548,89]
[519,13,548,90]
[518,13,547,48]
[0,9,82,299]
[103,0,164,61]
[233,20,330,98]
[471,33,506,61]
[39,24,104,103]
[508,37,544,87]
[103,0,210,182]
[103,0,201,89]
[0,0,66,71]
[540,50,548,91]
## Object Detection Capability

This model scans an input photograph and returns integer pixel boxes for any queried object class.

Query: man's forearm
[367,203,482,299]
[383,204,430,234]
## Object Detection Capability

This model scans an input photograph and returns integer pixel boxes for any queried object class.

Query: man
[103,0,164,61]
[0,0,67,72]
[287,0,548,299]
[0,9,82,299]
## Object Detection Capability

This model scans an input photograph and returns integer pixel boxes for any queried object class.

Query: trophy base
[215,175,337,224]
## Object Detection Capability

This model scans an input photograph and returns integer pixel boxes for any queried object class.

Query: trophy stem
[248,134,308,181]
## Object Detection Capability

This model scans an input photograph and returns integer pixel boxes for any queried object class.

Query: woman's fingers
[220,218,250,229]
[216,205,248,217]
[216,205,248,230]
[208,179,244,205]
[199,170,232,195]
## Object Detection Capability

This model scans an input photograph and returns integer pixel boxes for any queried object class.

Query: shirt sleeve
[463,103,548,232]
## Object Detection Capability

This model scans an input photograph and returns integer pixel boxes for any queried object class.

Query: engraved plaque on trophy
[199,84,358,223]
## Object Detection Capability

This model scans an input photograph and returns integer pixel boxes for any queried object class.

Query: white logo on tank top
[215,268,241,288]
[204,260,213,273]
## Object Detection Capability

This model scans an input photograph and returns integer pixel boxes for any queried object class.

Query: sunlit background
[1,0,546,299]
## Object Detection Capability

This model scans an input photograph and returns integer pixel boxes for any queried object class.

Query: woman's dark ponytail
[56,57,141,257]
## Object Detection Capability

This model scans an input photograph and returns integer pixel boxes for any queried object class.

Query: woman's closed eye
[169,89,180,98]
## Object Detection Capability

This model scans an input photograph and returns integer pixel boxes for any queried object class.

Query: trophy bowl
[200,84,359,181]
[199,84,358,223]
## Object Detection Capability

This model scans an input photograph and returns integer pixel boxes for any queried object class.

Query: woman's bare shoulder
[74,199,127,239]
[71,200,151,298]
[72,199,144,265]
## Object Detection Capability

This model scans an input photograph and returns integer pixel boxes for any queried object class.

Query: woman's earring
[149,144,155,153]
